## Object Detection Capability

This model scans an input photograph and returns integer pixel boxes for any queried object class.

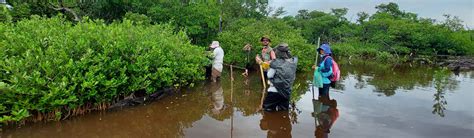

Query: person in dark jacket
[262,43,297,111]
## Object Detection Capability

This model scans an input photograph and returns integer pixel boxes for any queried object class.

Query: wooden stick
[230,64,234,138]
[230,65,234,81]
[259,89,266,111]
[312,37,320,100]
[259,64,266,89]
[316,37,320,65]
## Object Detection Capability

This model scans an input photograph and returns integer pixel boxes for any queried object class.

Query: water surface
[1,61,473,137]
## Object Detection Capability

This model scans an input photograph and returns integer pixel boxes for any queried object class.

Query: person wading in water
[209,41,224,82]
[262,43,297,111]
[255,36,276,81]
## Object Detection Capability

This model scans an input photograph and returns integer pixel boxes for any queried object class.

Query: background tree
[356,12,369,24]
[271,7,287,18]
[442,14,464,31]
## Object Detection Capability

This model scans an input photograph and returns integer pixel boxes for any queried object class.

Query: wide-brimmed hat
[210,41,220,48]
[317,44,332,54]
[260,36,271,42]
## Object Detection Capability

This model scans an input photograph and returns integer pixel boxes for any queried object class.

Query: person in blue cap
[313,42,333,98]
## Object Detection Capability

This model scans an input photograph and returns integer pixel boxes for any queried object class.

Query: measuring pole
[312,37,320,99]
[230,65,234,138]
[316,37,320,64]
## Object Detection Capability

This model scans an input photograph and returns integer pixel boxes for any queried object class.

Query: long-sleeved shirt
[318,55,333,84]
[212,47,224,72]
[267,68,278,93]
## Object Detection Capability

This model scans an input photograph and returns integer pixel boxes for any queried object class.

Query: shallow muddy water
[2,61,473,138]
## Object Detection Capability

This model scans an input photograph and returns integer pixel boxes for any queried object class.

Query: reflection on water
[260,111,292,138]
[339,60,460,97]
[1,61,473,137]
[209,82,225,115]
[312,95,339,138]
[339,60,461,117]
[432,69,459,117]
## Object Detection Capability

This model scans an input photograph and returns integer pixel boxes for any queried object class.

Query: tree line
[3,1,471,56]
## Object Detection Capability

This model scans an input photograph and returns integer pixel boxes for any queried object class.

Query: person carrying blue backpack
[313,43,333,98]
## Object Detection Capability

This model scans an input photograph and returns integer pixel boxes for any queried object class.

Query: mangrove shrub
[0,16,209,123]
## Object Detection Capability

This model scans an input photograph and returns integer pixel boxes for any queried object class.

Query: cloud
[269,0,474,28]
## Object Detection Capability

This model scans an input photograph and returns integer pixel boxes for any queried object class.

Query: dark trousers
[263,92,290,111]
[319,84,331,97]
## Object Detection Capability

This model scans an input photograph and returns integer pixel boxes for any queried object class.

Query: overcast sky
[269,0,474,29]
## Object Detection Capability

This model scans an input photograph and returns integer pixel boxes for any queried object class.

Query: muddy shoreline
[435,56,474,71]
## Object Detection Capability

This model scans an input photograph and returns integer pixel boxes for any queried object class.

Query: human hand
[255,55,262,64]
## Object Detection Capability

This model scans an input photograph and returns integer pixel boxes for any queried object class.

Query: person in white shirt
[210,41,224,82]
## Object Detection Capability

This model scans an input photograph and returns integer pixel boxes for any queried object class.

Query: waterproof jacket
[268,58,297,99]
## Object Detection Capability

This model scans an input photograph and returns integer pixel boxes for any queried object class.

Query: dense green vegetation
[0,16,208,122]
[283,3,473,58]
[4,1,472,59]
[0,0,472,124]
[5,0,268,46]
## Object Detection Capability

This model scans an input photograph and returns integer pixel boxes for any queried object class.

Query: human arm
[212,49,218,58]
[318,57,332,73]
[318,57,333,78]
[267,68,276,79]
[270,50,276,60]
[255,54,262,64]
